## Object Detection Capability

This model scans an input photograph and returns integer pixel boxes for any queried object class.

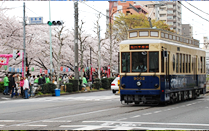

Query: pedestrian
[20,77,24,98]
[23,77,29,99]
[3,74,9,95]
[42,74,46,84]
[30,75,35,97]
[10,74,16,98]
[46,75,51,83]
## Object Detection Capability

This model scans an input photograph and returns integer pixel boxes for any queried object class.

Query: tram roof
[119,38,205,52]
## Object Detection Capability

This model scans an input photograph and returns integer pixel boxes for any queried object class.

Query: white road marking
[130,115,141,118]
[41,120,71,122]
[154,110,162,113]
[116,118,127,121]
[0,120,31,122]
[143,113,152,115]
[186,104,192,106]
[83,121,209,127]
[16,124,47,127]
[59,124,207,130]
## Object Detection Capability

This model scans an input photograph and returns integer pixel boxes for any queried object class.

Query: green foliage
[101,78,109,89]
[66,83,73,93]
[112,13,175,40]
[93,78,101,90]
[0,82,4,93]
[69,79,82,91]
[37,91,43,95]
[41,83,56,94]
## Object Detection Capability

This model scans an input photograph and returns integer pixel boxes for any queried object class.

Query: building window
[167,10,173,14]
[168,16,173,20]
[167,4,173,8]
[167,22,173,25]
[160,14,166,17]
[183,28,185,30]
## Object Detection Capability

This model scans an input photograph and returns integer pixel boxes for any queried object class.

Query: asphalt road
[0,90,209,130]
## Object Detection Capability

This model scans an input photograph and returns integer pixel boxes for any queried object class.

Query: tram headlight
[154,83,159,88]
[121,84,126,88]
[137,81,142,87]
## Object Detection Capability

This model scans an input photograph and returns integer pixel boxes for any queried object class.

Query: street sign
[13,50,17,60]
[29,17,43,24]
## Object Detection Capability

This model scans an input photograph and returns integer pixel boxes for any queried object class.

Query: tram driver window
[132,52,147,72]
[121,52,130,72]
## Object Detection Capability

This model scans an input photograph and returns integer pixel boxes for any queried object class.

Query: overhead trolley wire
[180,2,209,23]
[185,1,209,16]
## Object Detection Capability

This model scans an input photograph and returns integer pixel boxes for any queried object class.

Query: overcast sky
[1,1,209,47]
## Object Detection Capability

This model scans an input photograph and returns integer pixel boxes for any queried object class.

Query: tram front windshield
[121,51,159,73]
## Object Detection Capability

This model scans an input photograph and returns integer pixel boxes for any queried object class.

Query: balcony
[159,17,167,21]
[173,12,176,16]
[159,11,167,14]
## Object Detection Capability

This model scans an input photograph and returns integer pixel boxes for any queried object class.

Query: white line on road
[16,125,47,127]
[143,113,152,115]
[59,124,207,130]
[186,104,192,106]
[154,110,162,113]
[41,120,71,122]
[5,107,119,128]
[130,115,141,118]
[116,118,127,121]
[0,120,31,122]
[83,121,209,127]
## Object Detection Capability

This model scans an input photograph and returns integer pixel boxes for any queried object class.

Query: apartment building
[159,1,182,35]
[182,24,193,38]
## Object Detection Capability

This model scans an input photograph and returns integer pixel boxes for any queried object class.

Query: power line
[180,2,209,23]
[25,7,40,17]
[185,1,209,16]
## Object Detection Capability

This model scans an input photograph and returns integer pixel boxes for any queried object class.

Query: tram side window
[132,52,147,72]
[183,54,185,73]
[189,55,191,73]
[149,52,159,72]
[186,55,188,73]
[173,54,175,72]
[121,52,130,72]
[176,53,179,73]
[204,57,206,73]
[180,54,182,73]
[161,52,164,73]
[198,57,201,73]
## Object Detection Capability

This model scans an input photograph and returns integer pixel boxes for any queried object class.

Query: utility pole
[49,0,53,79]
[98,25,101,79]
[23,2,26,77]
[109,10,112,78]
[74,1,79,90]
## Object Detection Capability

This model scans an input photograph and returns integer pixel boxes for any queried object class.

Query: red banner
[90,65,92,81]
[107,65,110,78]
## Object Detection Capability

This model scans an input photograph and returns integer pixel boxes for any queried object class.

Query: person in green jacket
[46,76,51,83]
[34,75,39,83]
[3,74,9,95]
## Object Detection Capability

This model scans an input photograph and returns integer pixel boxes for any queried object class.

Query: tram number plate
[134,77,145,80]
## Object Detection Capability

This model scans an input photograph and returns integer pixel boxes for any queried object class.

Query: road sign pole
[23,2,26,77]
[49,0,53,80]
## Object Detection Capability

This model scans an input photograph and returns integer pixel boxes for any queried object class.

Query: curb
[34,89,111,98]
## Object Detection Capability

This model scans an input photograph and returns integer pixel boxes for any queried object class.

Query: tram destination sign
[130,44,149,50]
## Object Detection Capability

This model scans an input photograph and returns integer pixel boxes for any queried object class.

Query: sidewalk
[0,93,26,101]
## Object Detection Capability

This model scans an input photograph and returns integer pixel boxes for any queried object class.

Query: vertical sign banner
[107,65,110,78]
[90,65,92,81]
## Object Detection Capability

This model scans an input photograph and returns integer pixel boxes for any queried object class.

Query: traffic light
[47,20,64,26]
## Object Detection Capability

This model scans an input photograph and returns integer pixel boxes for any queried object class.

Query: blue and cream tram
[119,28,206,104]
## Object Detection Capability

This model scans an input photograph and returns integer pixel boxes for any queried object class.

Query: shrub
[93,78,101,90]
[66,83,73,93]
[41,83,56,94]
[69,79,79,92]
[101,78,109,89]
[0,82,4,93]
